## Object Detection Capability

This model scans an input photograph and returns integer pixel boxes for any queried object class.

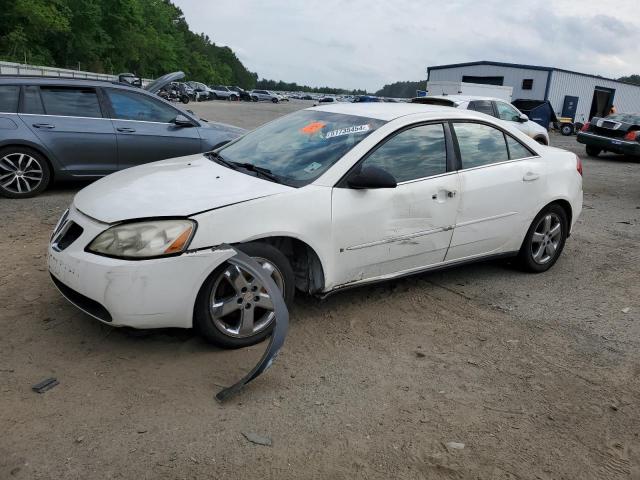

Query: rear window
[40,87,102,118]
[410,98,456,107]
[605,113,640,123]
[0,85,19,113]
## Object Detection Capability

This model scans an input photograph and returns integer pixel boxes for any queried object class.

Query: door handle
[32,123,55,129]
[523,172,540,182]
[117,127,136,133]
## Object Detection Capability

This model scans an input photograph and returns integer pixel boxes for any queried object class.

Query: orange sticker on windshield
[300,121,326,134]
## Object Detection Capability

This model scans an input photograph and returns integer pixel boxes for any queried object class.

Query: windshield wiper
[205,152,283,184]
[231,162,282,183]
[205,151,235,169]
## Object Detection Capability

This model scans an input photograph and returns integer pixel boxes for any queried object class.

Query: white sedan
[48,104,582,347]
[412,95,550,145]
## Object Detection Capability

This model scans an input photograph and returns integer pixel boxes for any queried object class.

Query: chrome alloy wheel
[0,153,44,194]
[531,213,562,264]
[210,257,285,338]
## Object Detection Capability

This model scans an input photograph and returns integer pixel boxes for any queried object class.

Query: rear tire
[517,204,568,273]
[194,242,295,348]
[272,98,279,103]
[586,145,601,157]
[0,146,51,199]
[560,124,574,136]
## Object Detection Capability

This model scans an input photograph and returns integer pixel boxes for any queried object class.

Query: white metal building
[427,61,640,122]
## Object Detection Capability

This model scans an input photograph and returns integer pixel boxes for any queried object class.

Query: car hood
[145,71,185,94]
[73,155,293,224]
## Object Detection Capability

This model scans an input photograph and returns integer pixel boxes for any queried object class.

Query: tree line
[0,0,370,93]
[0,0,257,87]
[255,78,367,95]
[375,80,426,98]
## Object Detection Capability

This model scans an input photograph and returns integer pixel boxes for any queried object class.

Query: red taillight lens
[624,130,639,141]
[580,122,590,132]
[576,155,583,176]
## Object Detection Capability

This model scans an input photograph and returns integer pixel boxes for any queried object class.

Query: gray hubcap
[531,213,562,264]
[210,257,284,338]
[0,153,43,194]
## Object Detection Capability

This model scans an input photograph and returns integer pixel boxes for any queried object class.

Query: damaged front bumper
[47,206,234,329]
[48,208,290,401]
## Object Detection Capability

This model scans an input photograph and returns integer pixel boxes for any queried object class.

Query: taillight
[576,155,583,176]
[624,130,639,141]
[580,122,590,132]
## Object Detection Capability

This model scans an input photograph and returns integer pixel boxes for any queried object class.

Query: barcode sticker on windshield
[325,124,370,138]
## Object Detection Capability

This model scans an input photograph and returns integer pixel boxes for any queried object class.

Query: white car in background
[412,95,550,145]
[250,89,282,103]
[209,85,239,101]
[49,104,582,348]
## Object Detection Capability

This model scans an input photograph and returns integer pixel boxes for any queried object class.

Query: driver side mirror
[347,166,397,189]
[173,114,194,127]
[518,113,529,123]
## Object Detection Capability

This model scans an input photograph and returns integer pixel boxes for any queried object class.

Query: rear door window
[22,86,45,114]
[0,85,20,113]
[453,122,509,168]
[40,87,102,118]
[505,135,534,159]
[467,100,495,117]
[106,89,178,123]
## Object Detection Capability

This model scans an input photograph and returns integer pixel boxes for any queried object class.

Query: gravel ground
[1,100,639,479]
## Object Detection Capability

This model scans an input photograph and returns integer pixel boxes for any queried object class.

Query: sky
[173,0,640,92]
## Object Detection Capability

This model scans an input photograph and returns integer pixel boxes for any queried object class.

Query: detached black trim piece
[50,274,112,322]
[32,377,59,393]
[215,245,289,403]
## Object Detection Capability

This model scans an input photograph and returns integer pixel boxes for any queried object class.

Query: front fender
[189,185,334,288]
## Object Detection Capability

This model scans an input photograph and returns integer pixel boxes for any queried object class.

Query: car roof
[425,95,504,103]
[0,75,140,90]
[310,102,488,121]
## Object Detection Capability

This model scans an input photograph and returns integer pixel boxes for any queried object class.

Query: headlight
[87,220,196,259]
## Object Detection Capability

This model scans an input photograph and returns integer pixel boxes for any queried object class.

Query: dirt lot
[1,100,639,479]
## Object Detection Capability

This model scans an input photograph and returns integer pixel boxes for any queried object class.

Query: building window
[462,75,504,86]
[522,79,534,90]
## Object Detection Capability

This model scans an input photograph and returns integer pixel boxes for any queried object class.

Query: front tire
[272,98,279,103]
[194,242,295,348]
[586,145,601,157]
[0,147,51,199]
[517,204,568,273]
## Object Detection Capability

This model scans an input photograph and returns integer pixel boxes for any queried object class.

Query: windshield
[217,110,386,186]
[606,113,640,123]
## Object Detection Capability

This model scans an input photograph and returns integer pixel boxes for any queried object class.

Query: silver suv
[250,90,282,103]
[209,85,239,101]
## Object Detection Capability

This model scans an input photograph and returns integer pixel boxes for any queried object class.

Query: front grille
[591,126,625,138]
[50,274,112,322]
[52,221,84,251]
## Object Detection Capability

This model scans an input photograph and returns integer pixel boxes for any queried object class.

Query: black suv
[0,73,243,198]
